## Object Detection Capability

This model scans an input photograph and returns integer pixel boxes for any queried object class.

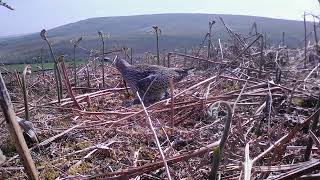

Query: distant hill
[0,13,316,64]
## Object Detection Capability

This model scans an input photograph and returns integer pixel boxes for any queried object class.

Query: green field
[2,60,87,72]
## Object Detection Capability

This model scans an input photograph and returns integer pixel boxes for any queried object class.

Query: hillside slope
[0,13,315,64]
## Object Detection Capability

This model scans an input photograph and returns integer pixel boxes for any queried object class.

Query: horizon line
[0,12,313,38]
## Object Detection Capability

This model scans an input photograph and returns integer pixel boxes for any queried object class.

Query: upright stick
[40,48,44,80]
[152,26,161,65]
[156,29,160,65]
[98,31,106,87]
[130,48,133,65]
[0,73,39,179]
[136,92,172,180]
[282,32,285,46]
[102,36,105,87]
[208,101,232,180]
[259,34,264,78]
[73,45,77,86]
[167,52,171,68]
[58,56,82,110]
[218,39,224,59]
[314,19,319,55]
[304,12,307,68]
[21,66,30,121]
[169,79,174,135]
[40,29,62,102]
[208,21,215,59]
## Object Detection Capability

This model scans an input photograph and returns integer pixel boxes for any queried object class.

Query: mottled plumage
[107,57,193,106]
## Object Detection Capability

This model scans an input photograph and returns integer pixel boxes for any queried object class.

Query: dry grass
[0,38,320,179]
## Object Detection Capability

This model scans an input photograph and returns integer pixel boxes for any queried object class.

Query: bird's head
[104,55,131,73]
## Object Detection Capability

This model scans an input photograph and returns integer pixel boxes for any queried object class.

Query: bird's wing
[136,74,159,92]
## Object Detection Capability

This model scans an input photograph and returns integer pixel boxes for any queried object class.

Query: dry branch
[0,73,39,179]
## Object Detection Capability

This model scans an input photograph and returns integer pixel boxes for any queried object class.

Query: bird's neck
[115,58,130,73]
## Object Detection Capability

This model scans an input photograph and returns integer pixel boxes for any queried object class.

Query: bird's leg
[122,99,134,107]
[133,97,153,107]
[160,91,170,100]
[122,98,142,108]
[164,91,170,99]
[122,78,131,98]
[132,98,142,105]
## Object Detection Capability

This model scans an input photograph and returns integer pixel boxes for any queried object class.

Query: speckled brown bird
[106,56,193,106]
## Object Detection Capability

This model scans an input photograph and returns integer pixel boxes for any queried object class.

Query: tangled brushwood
[0,18,320,179]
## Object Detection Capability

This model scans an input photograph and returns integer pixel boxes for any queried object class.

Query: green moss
[41,165,59,180]
[68,162,92,175]
[0,137,17,155]
[140,149,156,160]
[292,97,305,106]
[75,141,92,150]
[224,83,240,92]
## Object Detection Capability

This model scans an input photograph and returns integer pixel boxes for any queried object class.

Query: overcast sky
[0,0,319,36]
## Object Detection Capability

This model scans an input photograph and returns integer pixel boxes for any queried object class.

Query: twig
[259,34,264,77]
[136,92,172,180]
[0,1,14,10]
[272,160,320,180]
[98,31,107,87]
[40,29,63,102]
[70,36,83,86]
[208,101,233,180]
[232,80,248,115]
[21,65,31,120]
[169,52,227,66]
[169,79,174,135]
[303,63,320,89]
[196,32,209,57]
[218,39,224,59]
[91,140,220,179]
[304,12,307,68]
[64,140,119,157]
[244,142,253,180]
[241,108,320,178]
[58,56,82,110]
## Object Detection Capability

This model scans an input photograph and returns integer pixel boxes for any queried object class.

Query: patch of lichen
[40,165,59,180]
[139,148,156,160]
[292,97,305,106]
[83,130,103,140]
[291,97,317,108]
[68,162,93,175]
[224,82,240,92]
[1,172,25,179]
[48,117,70,128]
[0,137,17,156]
[74,141,92,150]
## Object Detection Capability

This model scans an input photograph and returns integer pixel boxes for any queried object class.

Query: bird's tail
[172,67,195,82]
[183,67,196,74]
[176,67,195,76]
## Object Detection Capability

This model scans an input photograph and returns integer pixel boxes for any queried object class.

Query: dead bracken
[0,15,320,180]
